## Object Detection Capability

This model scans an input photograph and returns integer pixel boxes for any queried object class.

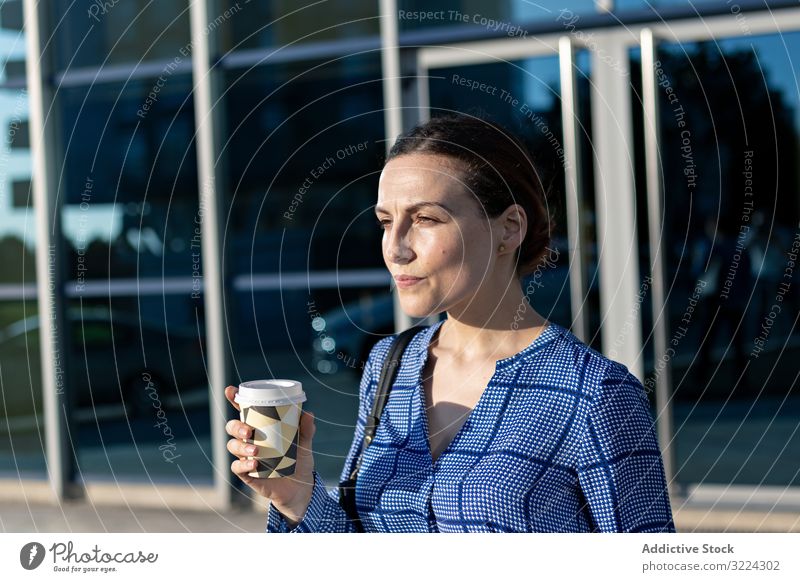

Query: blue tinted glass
[69,296,209,482]
[615,0,726,11]
[55,75,209,481]
[223,56,385,277]
[51,0,190,70]
[0,0,43,478]
[59,76,198,280]
[220,0,379,51]
[633,31,800,487]
[223,55,389,484]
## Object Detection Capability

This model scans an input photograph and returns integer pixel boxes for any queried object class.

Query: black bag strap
[339,324,426,530]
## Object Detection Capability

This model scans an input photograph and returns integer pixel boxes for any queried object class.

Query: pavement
[0,498,269,533]
[2,489,799,533]
[0,478,273,533]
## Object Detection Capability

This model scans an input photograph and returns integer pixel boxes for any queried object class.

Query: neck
[436,279,548,361]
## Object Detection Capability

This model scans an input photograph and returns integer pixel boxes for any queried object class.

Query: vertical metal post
[415,55,430,124]
[640,28,675,493]
[589,33,644,380]
[399,49,439,327]
[188,0,235,509]
[379,0,416,332]
[558,36,590,344]
[23,0,79,501]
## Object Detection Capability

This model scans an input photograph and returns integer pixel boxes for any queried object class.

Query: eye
[416,216,435,224]
[376,218,390,229]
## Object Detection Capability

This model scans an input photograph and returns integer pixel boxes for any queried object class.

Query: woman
[225,113,676,533]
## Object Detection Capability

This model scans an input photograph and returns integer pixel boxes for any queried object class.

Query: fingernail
[246,446,257,454]
[239,428,248,437]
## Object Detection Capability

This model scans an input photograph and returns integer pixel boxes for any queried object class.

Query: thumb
[298,411,315,454]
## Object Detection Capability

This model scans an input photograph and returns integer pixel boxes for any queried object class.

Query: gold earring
[498,244,505,252]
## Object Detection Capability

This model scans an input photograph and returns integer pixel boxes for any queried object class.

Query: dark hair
[384,113,555,279]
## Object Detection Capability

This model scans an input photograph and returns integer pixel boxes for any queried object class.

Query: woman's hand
[225,385,316,527]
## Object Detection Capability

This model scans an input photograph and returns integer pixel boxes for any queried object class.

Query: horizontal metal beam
[13,270,397,300]
[419,4,800,69]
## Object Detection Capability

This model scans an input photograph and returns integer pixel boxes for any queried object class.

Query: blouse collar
[414,318,563,370]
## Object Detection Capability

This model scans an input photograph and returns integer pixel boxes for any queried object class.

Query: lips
[393,275,425,289]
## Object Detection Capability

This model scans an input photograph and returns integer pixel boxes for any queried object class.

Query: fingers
[225,419,252,439]
[230,458,258,480]
[226,436,259,458]
[225,385,241,411]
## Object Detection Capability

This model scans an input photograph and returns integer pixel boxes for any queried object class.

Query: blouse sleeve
[577,362,676,533]
[265,339,384,533]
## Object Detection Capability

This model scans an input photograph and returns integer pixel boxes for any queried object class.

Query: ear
[498,204,527,253]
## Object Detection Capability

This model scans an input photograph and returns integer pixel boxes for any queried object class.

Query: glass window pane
[615,0,734,12]
[68,296,208,481]
[635,32,800,487]
[224,55,387,484]
[0,0,23,32]
[59,76,198,280]
[223,55,385,276]
[56,75,209,481]
[0,2,42,477]
[0,301,44,476]
[220,0,379,52]
[51,0,191,70]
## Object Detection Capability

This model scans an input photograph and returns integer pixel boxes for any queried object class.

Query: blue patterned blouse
[266,319,676,533]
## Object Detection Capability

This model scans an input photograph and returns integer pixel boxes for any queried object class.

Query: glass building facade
[2,0,799,520]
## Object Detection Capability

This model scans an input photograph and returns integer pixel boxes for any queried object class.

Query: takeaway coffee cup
[234,379,307,478]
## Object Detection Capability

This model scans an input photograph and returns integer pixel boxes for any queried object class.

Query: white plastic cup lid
[235,379,306,407]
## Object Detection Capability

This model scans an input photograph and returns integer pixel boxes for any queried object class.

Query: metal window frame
[22,0,78,502]
[640,26,675,499]
[637,6,800,506]
[379,0,409,335]
[559,36,590,345]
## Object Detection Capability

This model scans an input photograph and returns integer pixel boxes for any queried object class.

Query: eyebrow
[374,201,453,215]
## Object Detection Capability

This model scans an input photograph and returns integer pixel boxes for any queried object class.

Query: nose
[384,221,414,263]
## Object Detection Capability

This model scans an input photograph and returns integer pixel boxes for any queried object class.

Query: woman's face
[376,153,506,319]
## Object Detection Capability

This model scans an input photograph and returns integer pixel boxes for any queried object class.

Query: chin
[398,296,441,320]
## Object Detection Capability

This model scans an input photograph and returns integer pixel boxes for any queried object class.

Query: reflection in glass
[614,0,725,12]
[220,0,379,52]
[51,0,191,71]
[223,55,384,278]
[69,297,209,481]
[223,54,386,484]
[633,32,800,487]
[0,300,44,477]
[0,0,42,477]
[56,75,209,481]
[59,76,198,282]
